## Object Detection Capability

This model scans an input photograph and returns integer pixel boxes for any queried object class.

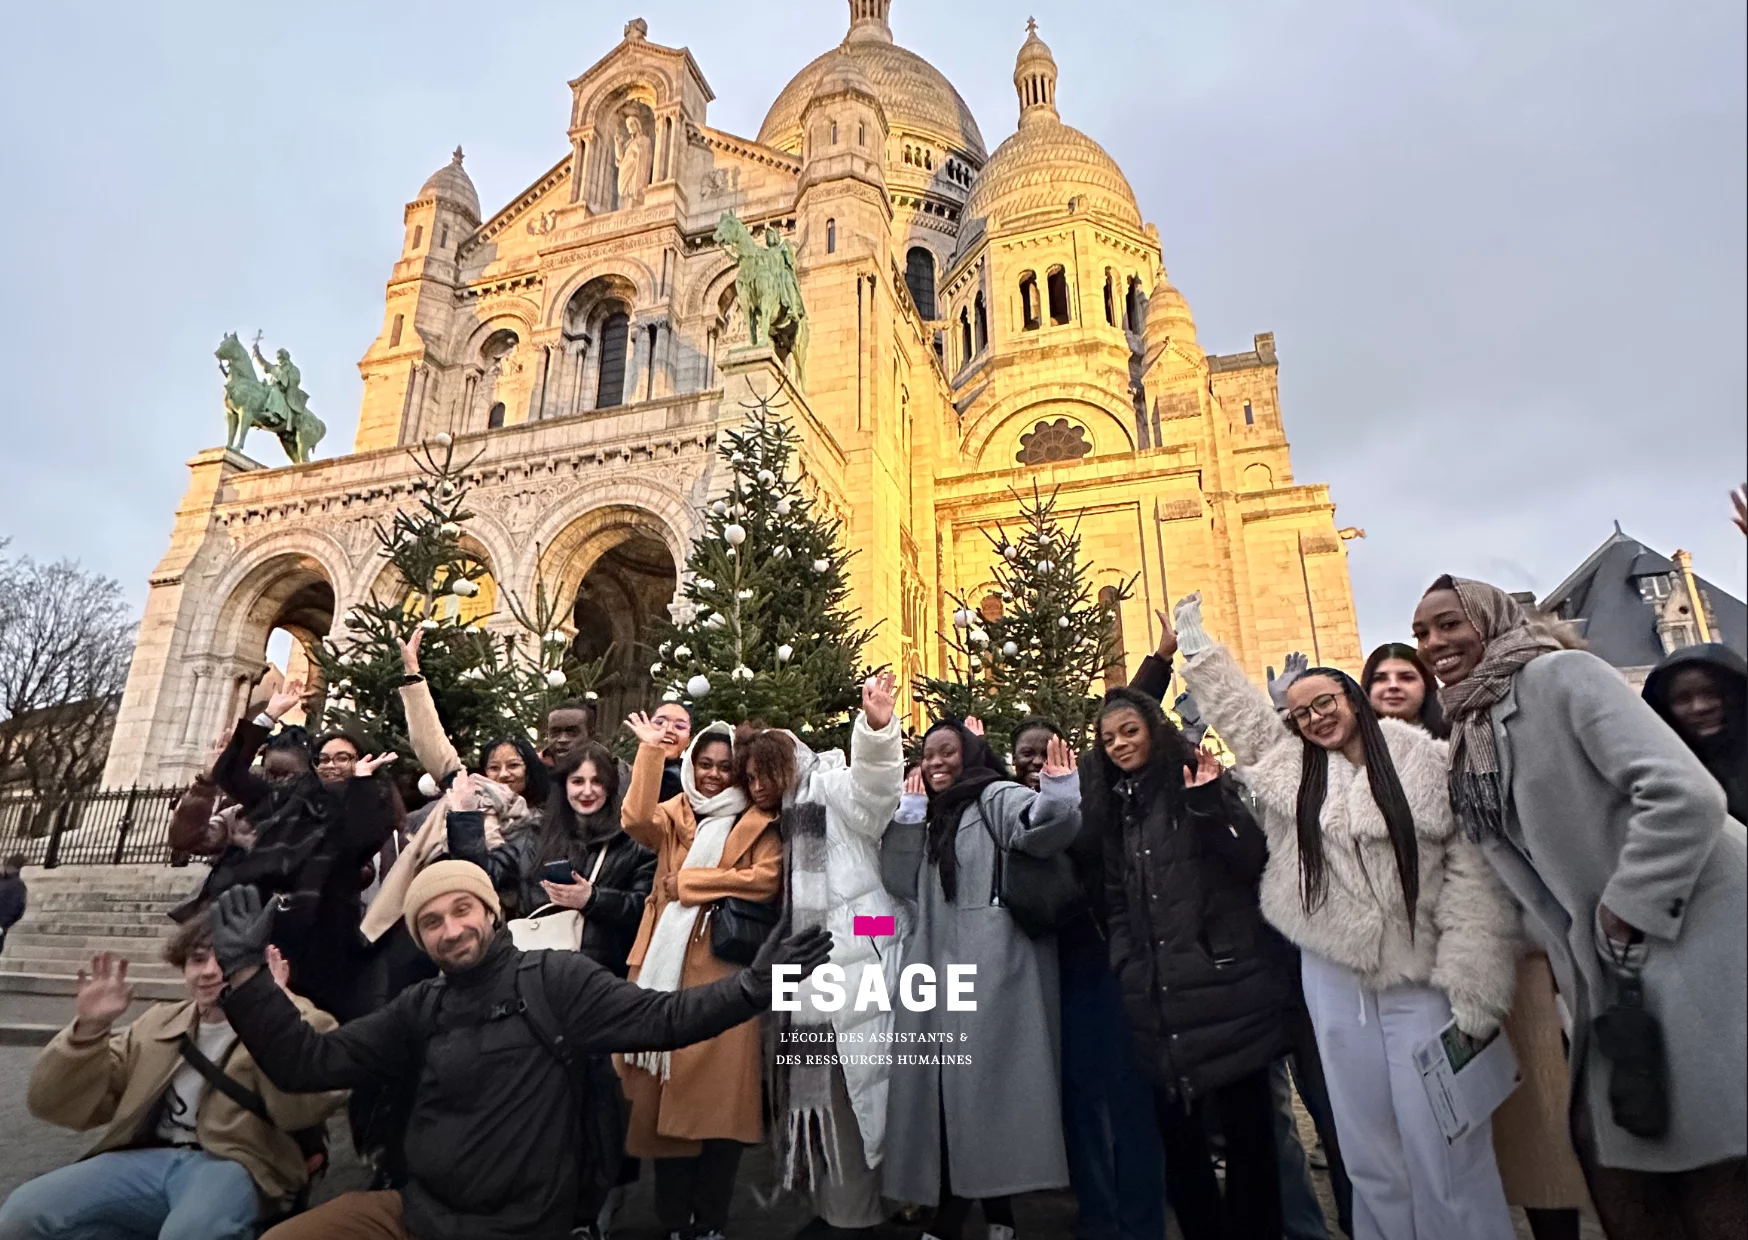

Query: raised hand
[74,952,134,1038]
[862,670,897,731]
[355,752,399,778]
[265,944,293,994]
[265,678,306,722]
[1734,485,1747,537]
[446,769,476,810]
[745,912,835,1004]
[1184,747,1222,788]
[203,729,231,779]
[1154,610,1178,660]
[963,716,985,737]
[398,627,423,676]
[1171,593,1212,658]
[1268,652,1308,711]
[1041,735,1075,778]
[210,886,275,979]
[625,711,667,747]
[903,766,926,796]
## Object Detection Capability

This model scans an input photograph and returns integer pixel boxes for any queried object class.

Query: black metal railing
[0,786,188,867]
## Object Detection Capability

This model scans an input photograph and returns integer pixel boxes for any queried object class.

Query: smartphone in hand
[542,860,577,886]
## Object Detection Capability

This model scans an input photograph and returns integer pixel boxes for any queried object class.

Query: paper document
[1414,1017,1521,1145]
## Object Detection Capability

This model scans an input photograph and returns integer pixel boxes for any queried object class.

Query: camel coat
[1492,951,1592,1209]
[616,739,781,1156]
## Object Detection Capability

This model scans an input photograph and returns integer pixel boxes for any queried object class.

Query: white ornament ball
[737,589,754,600]
[584,691,599,702]
[952,608,974,629]
[433,432,453,449]
[726,548,736,558]
[696,578,715,591]
[710,500,729,517]
[439,521,462,538]
[545,669,568,688]
[812,559,830,573]
[730,452,746,464]
[1003,641,1018,656]
[450,578,478,597]
[674,645,692,659]
[1031,636,1042,647]
[1003,546,1018,561]
[544,630,566,645]
[733,665,754,682]
[776,498,793,516]
[969,656,982,669]
[706,612,726,628]
[724,524,747,546]
[418,773,441,799]
[1037,559,1054,573]
[1016,701,1031,713]
[776,643,793,664]
[1058,616,1071,629]
[650,662,664,678]
[420,618,440,631]
[687,674,712,697]
[757,469,776,484]
[969,627,989,645]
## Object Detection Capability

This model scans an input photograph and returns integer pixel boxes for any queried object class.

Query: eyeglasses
[316,751,358,769]
[1285,694,1341,727]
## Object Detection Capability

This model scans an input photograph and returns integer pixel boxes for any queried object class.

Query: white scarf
[630,722,749,1079]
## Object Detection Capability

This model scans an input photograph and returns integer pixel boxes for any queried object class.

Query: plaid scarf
[773,800,837,1191]
[1437,577,1563,841]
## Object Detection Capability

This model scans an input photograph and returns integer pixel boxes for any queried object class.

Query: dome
[809,49,880,112]
[1145,274,1196,343]
[957,23,1141,254]
[419,146,480,220]
[758,4,985,161]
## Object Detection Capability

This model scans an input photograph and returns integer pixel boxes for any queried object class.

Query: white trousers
[1301,951,1517,1240]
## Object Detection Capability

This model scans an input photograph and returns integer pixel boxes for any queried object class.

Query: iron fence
[0,786,189,867]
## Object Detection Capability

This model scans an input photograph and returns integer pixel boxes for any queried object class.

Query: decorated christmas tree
[648,400,873,747]
[915,484,1134,750]
[311,436,607,765]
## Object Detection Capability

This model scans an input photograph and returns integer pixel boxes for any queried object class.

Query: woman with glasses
[1167,594,1521,1240]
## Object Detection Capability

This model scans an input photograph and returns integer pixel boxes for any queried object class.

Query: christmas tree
[311,435,607,765]
[648,400,874,747]
[915,484,1134,750]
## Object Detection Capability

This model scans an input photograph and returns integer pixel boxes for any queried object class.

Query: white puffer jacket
[1184,645,1520,1037]
[787,712,906,1164]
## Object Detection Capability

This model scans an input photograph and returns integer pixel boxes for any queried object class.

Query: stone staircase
[0,865,204,1042]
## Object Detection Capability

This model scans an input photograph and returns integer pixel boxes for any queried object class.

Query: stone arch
[1241,462,1274,491]
[571,67,677,131]
[546,273,642,418]
[546,258,656,326]
[964,384,1138,465]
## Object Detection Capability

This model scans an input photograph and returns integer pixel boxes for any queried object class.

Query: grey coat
[881,775,1079,1204]
[1480,649,1746,1172]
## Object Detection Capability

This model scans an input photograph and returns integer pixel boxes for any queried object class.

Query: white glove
[1172,593,1213,658]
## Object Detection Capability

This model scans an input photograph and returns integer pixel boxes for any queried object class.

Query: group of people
[0,574,1743,1240]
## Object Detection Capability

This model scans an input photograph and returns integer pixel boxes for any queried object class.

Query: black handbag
[1592,951,1670,1139]
[976,787,1081,939]
[709,896,781,965]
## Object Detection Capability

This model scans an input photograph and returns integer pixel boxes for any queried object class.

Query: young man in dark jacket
[0,852,25,955]
[214,825,831,1240]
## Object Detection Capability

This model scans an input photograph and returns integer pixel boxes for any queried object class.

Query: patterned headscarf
[1432,576,1563,840]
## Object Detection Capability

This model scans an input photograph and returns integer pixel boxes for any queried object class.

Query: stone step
[0,970,180,1031]
[23,898,190,915]
[8,930,178,952]
[0,971,184,1001]
[11,911,178,930]
[9,921,170,941]
[0,954,181,980]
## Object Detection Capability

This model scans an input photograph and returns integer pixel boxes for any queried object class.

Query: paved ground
[1,1044,1596,1238]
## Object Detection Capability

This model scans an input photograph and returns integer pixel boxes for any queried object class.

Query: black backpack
[513,952,632,1193]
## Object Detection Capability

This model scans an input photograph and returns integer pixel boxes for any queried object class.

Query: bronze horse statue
[216,332,325,464]
[714,212,809,387]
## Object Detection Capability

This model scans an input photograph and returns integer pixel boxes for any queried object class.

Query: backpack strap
[975,784,1009,907]
[514,953,587,1104]
[177,1033,271,1125]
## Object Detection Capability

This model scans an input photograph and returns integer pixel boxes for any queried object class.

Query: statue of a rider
[252,333,315,431]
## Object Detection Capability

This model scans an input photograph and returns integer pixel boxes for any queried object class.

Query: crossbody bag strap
[177,1033,271,1125]
[975,785,1007,906]
[515,953,586,1103]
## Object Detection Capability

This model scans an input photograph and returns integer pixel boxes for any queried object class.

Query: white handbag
[507,847,606,952]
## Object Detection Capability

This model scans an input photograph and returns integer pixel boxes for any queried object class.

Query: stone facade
[104,3,1362,787]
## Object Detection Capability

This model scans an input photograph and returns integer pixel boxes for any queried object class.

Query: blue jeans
[1273,1058,1333,1240]
[0,1147,261,1240]
[1060,933,1167,1240]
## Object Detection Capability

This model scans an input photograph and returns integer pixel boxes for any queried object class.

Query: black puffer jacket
[1102,770,1297,1102]
[448,817,655,977]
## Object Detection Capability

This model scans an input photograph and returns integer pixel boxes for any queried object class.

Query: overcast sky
[2,0,1742,652]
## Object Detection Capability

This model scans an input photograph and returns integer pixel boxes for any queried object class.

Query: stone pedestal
[718,343,805,416]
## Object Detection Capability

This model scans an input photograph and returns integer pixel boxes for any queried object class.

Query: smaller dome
[420,146,480,220]
[1145,274,1196,346]
[810,49,879,110]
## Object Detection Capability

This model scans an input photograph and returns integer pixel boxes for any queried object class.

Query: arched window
[905,247,937,318]
[857,122,866,146]
[1016,419,1092,465]
[924,150,932,170]
[826,218,837,254]
[1125,277,1145,333]
[487,401,506,429]
[1103,270,1116,326]
[411,224,423,250]
[974,292,988,352]
[389,314,404,348]
[1099,585,1127,690]
[595,310,630,409]
[958,308,973,367]
[831,120,839,145]
[1047,267,1071,325]
[1243,400,1255,425]
[1019,273,1041,331]
[438,224,449,250]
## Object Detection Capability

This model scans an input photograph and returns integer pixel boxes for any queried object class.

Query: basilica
[104,1,1362,786]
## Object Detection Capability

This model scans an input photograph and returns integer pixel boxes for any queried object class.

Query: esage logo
[770,963,977,1012]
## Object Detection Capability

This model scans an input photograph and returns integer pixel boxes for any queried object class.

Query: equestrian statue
[713,211,809,387]
[216,332,327,464]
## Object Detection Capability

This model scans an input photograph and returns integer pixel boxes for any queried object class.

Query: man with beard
[216,792,832,1240]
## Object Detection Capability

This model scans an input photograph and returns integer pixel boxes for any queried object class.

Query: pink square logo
[854,915,896,939]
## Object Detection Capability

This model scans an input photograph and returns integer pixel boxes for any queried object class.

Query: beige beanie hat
[403,859,502,947]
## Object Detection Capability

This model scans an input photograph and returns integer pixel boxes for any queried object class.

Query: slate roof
[1539,527,1747,670]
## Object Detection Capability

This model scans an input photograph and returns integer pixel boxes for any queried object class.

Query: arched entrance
[207,552,336,737]
[541,506,680,730]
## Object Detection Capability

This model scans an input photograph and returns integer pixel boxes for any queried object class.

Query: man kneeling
[219,795,831,1240]
[0,923,344,1240]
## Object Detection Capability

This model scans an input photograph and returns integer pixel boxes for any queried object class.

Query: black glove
[210,886,275,979]
[741,919,834,1007]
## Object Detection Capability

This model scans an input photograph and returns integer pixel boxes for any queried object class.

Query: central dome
[757,3,985,162]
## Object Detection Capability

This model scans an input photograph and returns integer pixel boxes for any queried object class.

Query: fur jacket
[1183,645,1520,1036]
